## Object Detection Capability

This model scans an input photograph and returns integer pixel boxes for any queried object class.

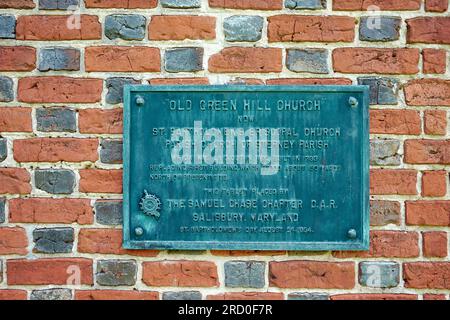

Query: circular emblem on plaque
[139,190,161,219]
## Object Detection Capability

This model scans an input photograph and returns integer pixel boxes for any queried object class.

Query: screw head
[135,96,145,106]
[348,97,358,108]
[135,227,144,236]
[347,229,357,239]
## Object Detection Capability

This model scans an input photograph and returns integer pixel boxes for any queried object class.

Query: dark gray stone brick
[106,77,141,104]
[36,107,76,132]
[370,139,401,166]
[358,77,399,105]
[39,0,79,10]
[223,16,264,42]
[224,261,265,288]
[0,198,5,224]
[359,17,401,42]
[30,288,72,300]
[359,261,400,288]
[96,260,137,286]
[161,0,201,8]
[0,77,14,102]
[0,138,6,162]
[95,200,123,226]
[33,227,74,253]
[288,292,329,300]
[100,139,123,164]
[35,169,76,194]
[163,291,202,300]
[285,0,326,9]
[286,49,328,74]
[38,47,80,71]
[165,48,203,73]
[105,15,146,41]
[0,259,3,283]
[0,15,15,39]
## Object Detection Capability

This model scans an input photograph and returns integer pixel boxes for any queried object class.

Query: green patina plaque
[123,85,369,250]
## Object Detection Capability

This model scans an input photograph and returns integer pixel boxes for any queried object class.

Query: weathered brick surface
[333,0,421,10]
[165,48,204,73]
[425,0,448,11]
[424,110,447,135]
[406,201,450,226]
[404,140,450,164]
[33,228,74,254]
[209,0,283,9]
[38,48,80,72]
[331,294,417,300]
[223,16,264,42]
[423,49,447,74]
[149,16,216,41]
[78,109,123,134]
[422,170,447,197]
[422,231,447,258]
[39,0,79,10]
[0,76,14,102]
[79,169,123,193]
[105,15,146,41]
[0,0,35,8]
[0,107,32,132]
[404,262,450,289]
[359,17,401,42]
[370,201,401,226]
[84,0,157,8]
[34,169,76,194]
[359,262,400,288]
[0,15,15,39]
[36,107,76,133]
[96,260,137,286]
[404,79,450,106]
[75,290,158,300]
[370,109,421,135]
[163,291,202,300]
[0,227,28,255]
[0,46,36,71]
[370,139,401,166]
[94,200,123,226]
[30,288,72,301]
[0,168,31,194]
[370,169,417,195]
[407,17,450,44]
[207,292,284,300]
[224,261,265,288]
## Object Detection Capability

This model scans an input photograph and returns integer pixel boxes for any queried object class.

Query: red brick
[9,198,94,224]
[228,78,265,85]
[0,107,32,132]
[211,250,285,256]
[78,228,158,257]
[422,231,447,258]
[406,201,450,226]
[149,16,216,40]
[0,0,35,8]
[16,15,101,41]
[404,262,450,289]
[333,0,421,10]
[14,138,98,162]
[333,48,419,74]
[268,15,355,43]
[207,293,284,300]
[404,139,450,164]
[404,79,450,106]
[422,170,447,197]
[84,0,157,8]
[209,0,282,10]
[333,230,420,258]
[425,0,448,11]
[0,47,36,71]
[18,77,103,103]
[85,46,160,72]
[407,17,450,44]
[423,294,447,300]
[0,227,28,255]
[370,200,401,226]
[149,78,210,85]
[78,109,123,134]
[370,109,421,135]
[266,78,352,85]
[142,261,219,287]
[331,294,417,300]
[370,169,417,195]
[424,110,447,135]
[269,261,355,289]
[0,290,27,300]
[79,169,123,194]
[423,49,447,74]
[209,47,282,73]
[0,168,31,195]
[75,290,158,300]
[7,258,93,285]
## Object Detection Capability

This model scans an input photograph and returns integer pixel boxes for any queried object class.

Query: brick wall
[0,0,449,301]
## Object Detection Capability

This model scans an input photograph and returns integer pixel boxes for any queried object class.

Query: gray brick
[0,198,5,224]
[359,17,401,42]
[100,139,123,164]
[106,77,140,104]
[96,260,137,286]
[163,291,202,300]
[165,48,203,73]
[370,200,401,226]
[285,0,326,9]
[0,15,15,39]
[223,16,264,42]
[30,288,72,300]
[0,77,14,102]
[370,139,401,166]
[0,259,3,283]
[39,0,79,10]
[105,15,146,41]
[288,292,329,300]
[36,107,76,132]
[38,47,80,71]
[35,169,76,194]
[358,77,399,105]
[33,227,74,253]
[286,49,328,74]
[161,0,201,8]
[95,200,123,226]
[359,261,400,288]
[0,138,6,162]
[224,261,265,288]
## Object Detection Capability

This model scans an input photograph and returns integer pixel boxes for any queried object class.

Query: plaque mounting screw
[135,96,145,106]
[347,229,357,239]
[348,97,358,108]
[135,227,144,236]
